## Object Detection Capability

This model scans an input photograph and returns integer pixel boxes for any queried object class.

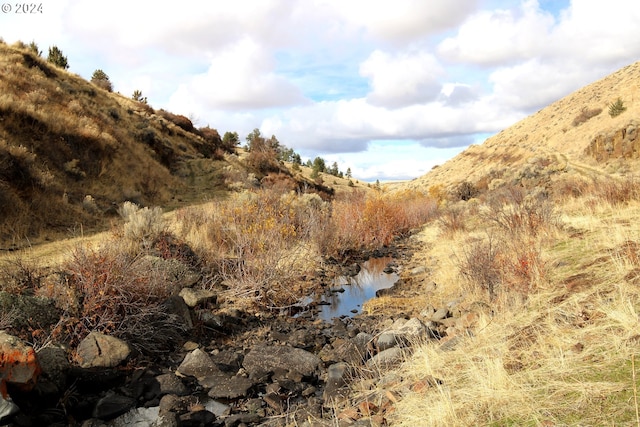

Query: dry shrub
[319,190,436,257]
[118,201,165,249]
[59,245,185,353]
[591,175,640,205]
[0,256,42,294]
[457,234,501,300]
[176,189,327,308]
[484,185,556,237]
[572,106,602,126]
[438,204,466,235]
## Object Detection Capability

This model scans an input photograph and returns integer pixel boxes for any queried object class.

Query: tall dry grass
[173,188,437,309]
[382,179,640,426]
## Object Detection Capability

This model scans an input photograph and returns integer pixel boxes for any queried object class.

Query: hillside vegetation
[355,61,640,426]
[0,41,362,250]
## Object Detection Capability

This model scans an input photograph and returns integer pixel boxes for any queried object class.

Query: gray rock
[366,347,405,369]
[177,348,219,379]
[161,295,193,331]
[243,345,321,378]
[111,406,160,427]
[205,374,254,399]
[76,332,131,369]
[376,331,404,351]
[204,399,231,417]
[92,393,136,420]
[178,288,217,308]
[431,307,449,322]
[37,345,70,391]
[397,317,427,339]
[322,362,349,405]
[0,291,61,330]
[156,373,187,396]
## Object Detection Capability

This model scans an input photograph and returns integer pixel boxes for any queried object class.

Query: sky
[2,1,640,181]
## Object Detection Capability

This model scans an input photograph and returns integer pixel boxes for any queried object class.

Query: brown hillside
[401,60,640,194]
[0,42,230,247]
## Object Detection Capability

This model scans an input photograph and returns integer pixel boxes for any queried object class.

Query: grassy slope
[368,60,640,426]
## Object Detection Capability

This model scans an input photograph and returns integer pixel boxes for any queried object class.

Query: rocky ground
[0,232,476,427]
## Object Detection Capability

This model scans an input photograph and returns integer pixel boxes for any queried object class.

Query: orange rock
[0,332,41,397]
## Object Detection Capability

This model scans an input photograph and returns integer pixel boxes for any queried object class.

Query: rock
[161,295,193,331]
[155,373,187,396]
[224,412,262,426]
[410,266,427,276]
[178,288,217,308]
[37,345,70,392]
[344,263,361,277]
[376,332,404,351]
[431,307,449,322]
[178,409,216,426]
[204,399,231,417]
[0,291,61,331]
[110,406,160,427]
[76,332,131,369]
[205,374,254,399]
[0,331,41,394]
[323,362,349,405]
[92,393,136,420]
[366,347,404,369]
[397,318,427,339]
[0,395,19,422]
[243,345,321,379]
[176,348,219,379]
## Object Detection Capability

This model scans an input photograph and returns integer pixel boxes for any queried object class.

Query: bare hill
[400,60,640,194]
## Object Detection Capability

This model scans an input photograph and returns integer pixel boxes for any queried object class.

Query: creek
[318,257,399,320]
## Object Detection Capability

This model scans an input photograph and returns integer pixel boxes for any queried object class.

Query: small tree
[47,45,68,69]
[91,69,113,92]
[346,168,352,179]
[132,89,147,104]
[28,41,41,57]
[608,98,627,117]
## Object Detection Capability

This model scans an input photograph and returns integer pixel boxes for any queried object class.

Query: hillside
[399,60,640,195]
[0,42,359,250]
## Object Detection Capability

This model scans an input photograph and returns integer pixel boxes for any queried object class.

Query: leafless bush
[572,107,602,126]
[438,204,466,235]
[457,233,502,300]
[484,186,556,237]
[59,246,184,353]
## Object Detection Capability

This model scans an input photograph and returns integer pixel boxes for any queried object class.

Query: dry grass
[375,181,640,426]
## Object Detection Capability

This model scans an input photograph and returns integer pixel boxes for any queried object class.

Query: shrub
[132,89,147,104]
[118,201,165,249]
[484,186,556,237]
[455,181,479,201]
[60,246,186,353]
[608,98,626,117]
[457,234,501,300]
[47,45,68,69]
[158,109,195,133]
[572,106,602,126]
[90,69,112,92]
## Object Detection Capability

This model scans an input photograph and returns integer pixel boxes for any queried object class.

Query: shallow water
[318,257,398,321]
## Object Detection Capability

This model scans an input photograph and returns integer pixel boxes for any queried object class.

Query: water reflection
[318,257,398,320]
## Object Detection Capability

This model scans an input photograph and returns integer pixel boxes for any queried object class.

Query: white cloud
[360,50,444,107]
[318,0,479,42]
[168,37,308,111]
[438,0,555,65]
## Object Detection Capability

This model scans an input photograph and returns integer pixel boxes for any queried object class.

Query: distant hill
[399,60,640,195]
[0,42,359,248]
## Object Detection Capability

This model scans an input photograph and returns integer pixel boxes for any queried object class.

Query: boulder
[161,296,193,331]
[0,331,41,392]
[366,347,404,369]
[243,345,321,379]
[92,393,136,420]
[176,348,219,379]
[76,332,131,369]
[178,288,217,308]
